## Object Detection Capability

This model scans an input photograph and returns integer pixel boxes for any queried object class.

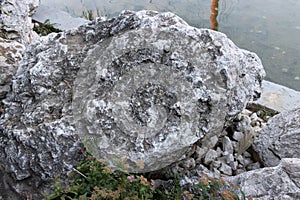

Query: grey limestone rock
[0,10,264,197]
[222,136,234,154]
[253,108,300,167]
[226,158,300,200]
[0,39,25,99]
[204,149,218,165]
[0,0,39,44]
[72,10,264,173]
[219,162,232,175]
[0,0,40,104]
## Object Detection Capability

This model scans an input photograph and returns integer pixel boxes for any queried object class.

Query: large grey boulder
[253,108,300,167]
[72,10,264,172]
[226,158,300,200]
[0,10,264,197]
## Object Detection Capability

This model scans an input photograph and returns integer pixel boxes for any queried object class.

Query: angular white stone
[226,158,300,199]
[204,149,218,165]
[252,80,300,112]
[222,136,234,154]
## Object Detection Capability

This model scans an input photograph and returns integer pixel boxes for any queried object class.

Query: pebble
[182,158,196,169]
[194,146,207,162]
[222,136,234,153]
[212,160,222,168]
[237,155,245,165]
[216,147,223,157]
[219,162,232,175]
[226,153,234,164]
[250,112,259,121]
[202,135,219,149]
[204,149,218,165]
[230,161,238,171]
[233,131,244,141]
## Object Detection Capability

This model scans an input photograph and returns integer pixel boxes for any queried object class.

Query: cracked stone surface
[0,10,264,197]
[0,0,39,44]
[226,158,300,200]
[253,108,300,167]
[0,0,40,102]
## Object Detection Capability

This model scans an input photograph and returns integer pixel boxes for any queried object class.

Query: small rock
[181,158,196,169]
[250,120,260,127]
[216,156,226,164]
[230,161,238,171]
[226,154,235,164]
[212,168,221,177]
[202,135,219,149]
[216,147,223,157]
[244,158,254,167]
[246,162,261,171]
[219,162,232,175]
[204,149,218,165]
[237,155,245,165]
[222,136,234,154]
[243,151,252,158]
[212,160,222,168]
[194,146,208,162]
[250,112,258,121]
[222,151,229,156]
[233,131,244,141]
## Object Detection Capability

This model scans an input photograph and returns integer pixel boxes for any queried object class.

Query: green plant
[43,150,247,200]
[81,10,95,21]
[43,152,156,200]
[33,19,62,36]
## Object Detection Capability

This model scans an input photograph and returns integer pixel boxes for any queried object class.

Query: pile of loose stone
[173,106,276,178]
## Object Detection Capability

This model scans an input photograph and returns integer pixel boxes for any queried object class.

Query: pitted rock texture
[0,39,25,99]
[0,0,40,105]
[0,10,264,197]
[225,158,300,200]
[72,10,265,172]
[253,108,300,167]
[0,0,39,44]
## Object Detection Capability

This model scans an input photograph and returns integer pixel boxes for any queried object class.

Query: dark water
[41,0,300,90]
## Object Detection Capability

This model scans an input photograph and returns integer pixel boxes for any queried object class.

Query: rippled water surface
[41,0,300,90]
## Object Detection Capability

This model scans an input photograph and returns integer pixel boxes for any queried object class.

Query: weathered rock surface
[0,39,25,99]
[253,108,300,167]
[251,80,300,112]
[0,0,40,102]
[0,10,264,197]
[226,158,300,200]
[72,10,264,172]
[0,0,39,44]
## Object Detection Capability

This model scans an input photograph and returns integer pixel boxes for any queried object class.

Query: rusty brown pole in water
[210,0,219,31]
